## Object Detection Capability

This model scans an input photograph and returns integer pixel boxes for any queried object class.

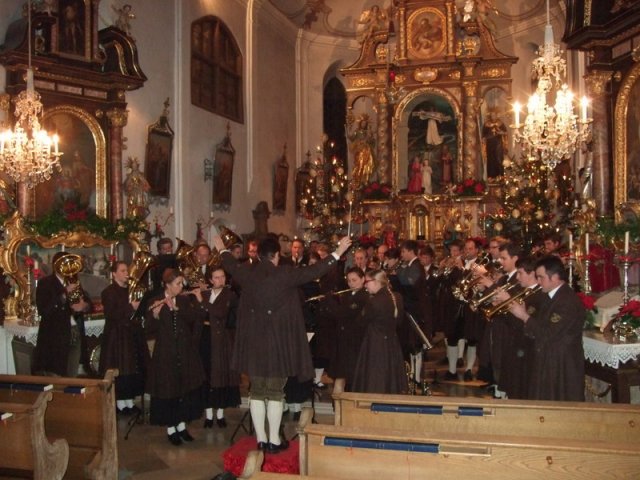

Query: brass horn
[128,251,156,303]
[208,226,243,266]
[54,253,84,303]
[482,285,542,319]
[175,238,205,286]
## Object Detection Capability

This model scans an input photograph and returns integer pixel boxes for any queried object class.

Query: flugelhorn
[482,285,542,319]
[54,253,84,303]
[469,281,520,312]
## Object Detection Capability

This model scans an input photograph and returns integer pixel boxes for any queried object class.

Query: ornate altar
[341,0,516,244]
[0,0,147,221]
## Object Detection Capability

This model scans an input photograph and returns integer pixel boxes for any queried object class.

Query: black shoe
[257,441,268,451]
[443,371,458,381]
[203,419,214,428]
[168,432,182,446]
[463,370,474,382]
[266,439,289,454]
[216,418,227,428]
[292,411,301,422]
[179,429,194,442]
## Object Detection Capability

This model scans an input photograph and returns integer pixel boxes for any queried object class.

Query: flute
[147,297,174,311]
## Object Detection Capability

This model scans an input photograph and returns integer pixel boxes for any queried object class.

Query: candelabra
[150,209,174,239]
[582,255,592,295]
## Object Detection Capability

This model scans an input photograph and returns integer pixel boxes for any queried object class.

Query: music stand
[124,395,145,440]
[229,407,253,444]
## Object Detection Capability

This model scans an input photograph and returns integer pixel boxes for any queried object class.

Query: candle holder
[619,256,632,305]
[582,255,592,295]
[567,252,575,290]
[150,210,175,239]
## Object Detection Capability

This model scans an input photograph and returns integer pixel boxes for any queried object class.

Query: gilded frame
[614,60,640,215]
[30,105,107,219]
[406,7,447,61]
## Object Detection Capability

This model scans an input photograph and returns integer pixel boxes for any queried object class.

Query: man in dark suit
[214,234,351,453]
[509,255,585,401]
[34,251,91,377]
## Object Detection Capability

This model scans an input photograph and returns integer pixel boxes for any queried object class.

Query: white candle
[34,260,39,271]
[514,102,521,127]
[26,245,31,256]
[581,97,588,122]
[61,245,65,252]
[110,244,115,256]
[210,211,214,219]
[347,200,353,237]
[625,231,630,255]
[568,233,572,251]
[585,233,589,255]
[169,206,174,215]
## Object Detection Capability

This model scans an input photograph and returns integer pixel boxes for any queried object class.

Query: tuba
[54,253,84,304]
[175,239,205,286]
[128,251,156,303]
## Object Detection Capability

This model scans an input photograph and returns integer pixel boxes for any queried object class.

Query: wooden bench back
[301,423,640,480]
[0,370,117,480]
[333,392,640,444]
[0,392,69,480]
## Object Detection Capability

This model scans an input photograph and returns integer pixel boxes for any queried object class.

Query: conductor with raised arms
[213,234,352,454]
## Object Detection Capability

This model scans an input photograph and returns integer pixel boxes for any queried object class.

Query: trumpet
[469,281,520,312]
[481,285,542,319]
[304,288,355,303]
[438,255,461,277]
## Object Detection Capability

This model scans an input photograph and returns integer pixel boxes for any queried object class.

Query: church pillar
[584,70,613,215]
[462,80,479,179]
[106,107,128,221]
[376,88,391,184]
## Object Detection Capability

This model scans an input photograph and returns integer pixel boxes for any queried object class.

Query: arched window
[191,16,243,123]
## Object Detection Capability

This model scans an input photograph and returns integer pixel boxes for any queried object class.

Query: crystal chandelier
[510,0,591,170]
[0,0,62,188]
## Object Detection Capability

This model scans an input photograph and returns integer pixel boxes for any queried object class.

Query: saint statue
[348,114,376,191]
[412,106,451,146]
[123,157,151,219]
[481,111,508,179]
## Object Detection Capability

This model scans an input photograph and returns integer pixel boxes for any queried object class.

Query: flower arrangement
[577,292,598,329]
[362,182,392,200]
[454,178,486,196]
[612,300,640,329]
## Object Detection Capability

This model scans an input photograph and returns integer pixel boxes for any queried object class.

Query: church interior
[1,0,640,479]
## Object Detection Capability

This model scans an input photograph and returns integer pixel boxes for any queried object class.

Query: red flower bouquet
[63,201,88,222]
[454,178,486,196]
[611,300,640,330]
[577,292,598,328]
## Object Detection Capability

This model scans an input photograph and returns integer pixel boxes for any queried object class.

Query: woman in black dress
[99,261,148,414]
[200,266,240,428]
[145,268,206,446]
[352,269,407,394]
[327,267,368,390]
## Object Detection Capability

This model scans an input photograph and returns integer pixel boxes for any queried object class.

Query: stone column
[584,70,613,215]
[106,107,128,221]
[462,80,479,179]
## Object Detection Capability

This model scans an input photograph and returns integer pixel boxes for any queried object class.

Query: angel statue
[347,114,376,192]
[357,4,390,44]
[113,4,135,37]
[123,157,150,219]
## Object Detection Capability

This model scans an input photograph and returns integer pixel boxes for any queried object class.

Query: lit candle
[581,97,588,122]
[585,233,589,256]
[513,102,521,128]
[625,231,630,255]
[347,200,353,237]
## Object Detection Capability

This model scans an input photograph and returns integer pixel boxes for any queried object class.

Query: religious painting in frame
[401,93,458,195]
[406,7,446,61]
[57,0,91,59]
[212,129,235,207]
[614,60,640,213]
[480,86,510,181]
[144,103,174,198]
[32,105,107,219]
[273,147,289,212]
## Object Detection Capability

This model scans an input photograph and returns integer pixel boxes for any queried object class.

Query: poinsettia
[62,200,88,222]
[362,182,392,200]
[612,300,640,329]
[454,178,486,196]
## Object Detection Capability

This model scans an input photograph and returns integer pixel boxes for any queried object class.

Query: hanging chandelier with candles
[510,0,591,170]
[0,0,62,188]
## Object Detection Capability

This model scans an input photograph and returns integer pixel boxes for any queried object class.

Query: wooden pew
[0,370,118,480]
[300,422,640,479]
[333,392,640,444]
[0,391,69,480]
